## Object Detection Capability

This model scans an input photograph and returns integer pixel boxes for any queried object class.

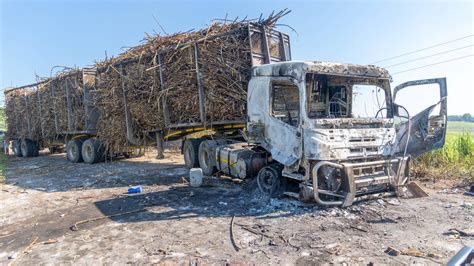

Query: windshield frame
[304,72,393,121]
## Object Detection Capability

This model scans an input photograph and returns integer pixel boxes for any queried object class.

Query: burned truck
[4,14,447,206]
[185,62,447,206]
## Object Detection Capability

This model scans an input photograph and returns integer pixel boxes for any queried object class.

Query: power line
[371,35,474,64]
[384,44,474,68]
[391,54,473,75]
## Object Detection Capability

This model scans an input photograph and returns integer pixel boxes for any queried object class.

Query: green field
[413,121,473,182]
[447,120,474,136]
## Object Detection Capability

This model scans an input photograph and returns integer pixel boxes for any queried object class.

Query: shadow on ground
[93,181,311,224]
[4,152,187,192]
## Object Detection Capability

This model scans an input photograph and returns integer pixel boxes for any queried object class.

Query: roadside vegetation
[412,121,474,183]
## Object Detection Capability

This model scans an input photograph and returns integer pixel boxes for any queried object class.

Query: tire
[257,164,284,196]
[66,140,84,163]
[13,139,22,157]
[183,138,203,169]
[20,139,38,157]
[198,140,218,175]
[82,138,105,164]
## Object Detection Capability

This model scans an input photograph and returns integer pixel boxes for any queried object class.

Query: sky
[1,0,473,115]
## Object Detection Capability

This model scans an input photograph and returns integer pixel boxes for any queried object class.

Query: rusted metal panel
[260,26,271,64]
[82,68,99,133]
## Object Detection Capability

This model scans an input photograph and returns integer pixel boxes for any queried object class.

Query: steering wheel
[375,107,389,118]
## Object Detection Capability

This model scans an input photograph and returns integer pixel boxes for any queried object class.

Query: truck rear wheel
[66,140,84,163]
[13,139,22,157]
[20,139,38,157]
[82,138,105,164]
[199,140,218,175]
[183,138,203,168]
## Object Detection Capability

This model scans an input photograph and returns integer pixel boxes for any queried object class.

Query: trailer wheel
[13,139,22,157]
[183,138,203,168]
[198,140,217,175]
[20,139,38,157]
[66,140,84,163]
[82,138,105,164]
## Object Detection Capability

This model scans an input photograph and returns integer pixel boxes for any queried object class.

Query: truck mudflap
[309,157,410,207]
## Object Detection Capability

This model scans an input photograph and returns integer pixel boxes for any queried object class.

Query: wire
[371,34,474,64]
[384,44,474,68]
[391,54,474,75]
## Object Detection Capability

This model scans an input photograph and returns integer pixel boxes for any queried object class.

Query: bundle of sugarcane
[93,10,290,153]
[36,80,57,142]
[51,69,85,132]
[5,86,42,141]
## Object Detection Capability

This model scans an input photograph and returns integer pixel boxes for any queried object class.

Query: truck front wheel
[257,164,284,196]
[183,138,203,168]
[66,140,84,163]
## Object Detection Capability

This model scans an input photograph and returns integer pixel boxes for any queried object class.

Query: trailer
[4,22,291,163]
[5,69,100,160]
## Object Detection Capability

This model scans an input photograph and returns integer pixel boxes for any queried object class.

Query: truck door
[392,78,447,157]
[265,78,302,166]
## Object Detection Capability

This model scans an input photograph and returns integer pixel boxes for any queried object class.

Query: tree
[461,113,472,122]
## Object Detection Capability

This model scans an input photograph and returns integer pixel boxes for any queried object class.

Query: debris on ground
[127,186,143,194]
[464,185,474,196]
[1,151,473,264]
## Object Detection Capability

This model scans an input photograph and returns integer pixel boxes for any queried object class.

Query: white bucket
[189,168,203,187]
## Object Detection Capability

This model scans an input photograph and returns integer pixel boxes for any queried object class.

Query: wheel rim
[68,144,78,160]
[14,141,20,154]
[21,141,27,155]
[184,145,192,167]
[200,149,209,169]
[84,144,93,161]
[257,167,280,195]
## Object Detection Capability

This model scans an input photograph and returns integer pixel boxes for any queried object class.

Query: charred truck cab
[193,61,447,207]
[245,61,447,206]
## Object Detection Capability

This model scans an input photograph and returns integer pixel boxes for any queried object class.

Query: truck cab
[244,61,447,206]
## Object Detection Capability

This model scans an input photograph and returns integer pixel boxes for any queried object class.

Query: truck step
[282,172,305,181]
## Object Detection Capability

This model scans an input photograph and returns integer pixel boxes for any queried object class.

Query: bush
[412,133,474,183]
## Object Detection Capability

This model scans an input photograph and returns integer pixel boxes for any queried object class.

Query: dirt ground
[0,149,473,265]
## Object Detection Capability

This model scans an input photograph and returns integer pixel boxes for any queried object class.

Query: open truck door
[392,78,447,157]
[264,78,302,166]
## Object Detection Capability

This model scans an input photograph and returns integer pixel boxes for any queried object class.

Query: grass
[412,121,474,183]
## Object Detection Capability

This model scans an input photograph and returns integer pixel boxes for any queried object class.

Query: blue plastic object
[128,186,142,194]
